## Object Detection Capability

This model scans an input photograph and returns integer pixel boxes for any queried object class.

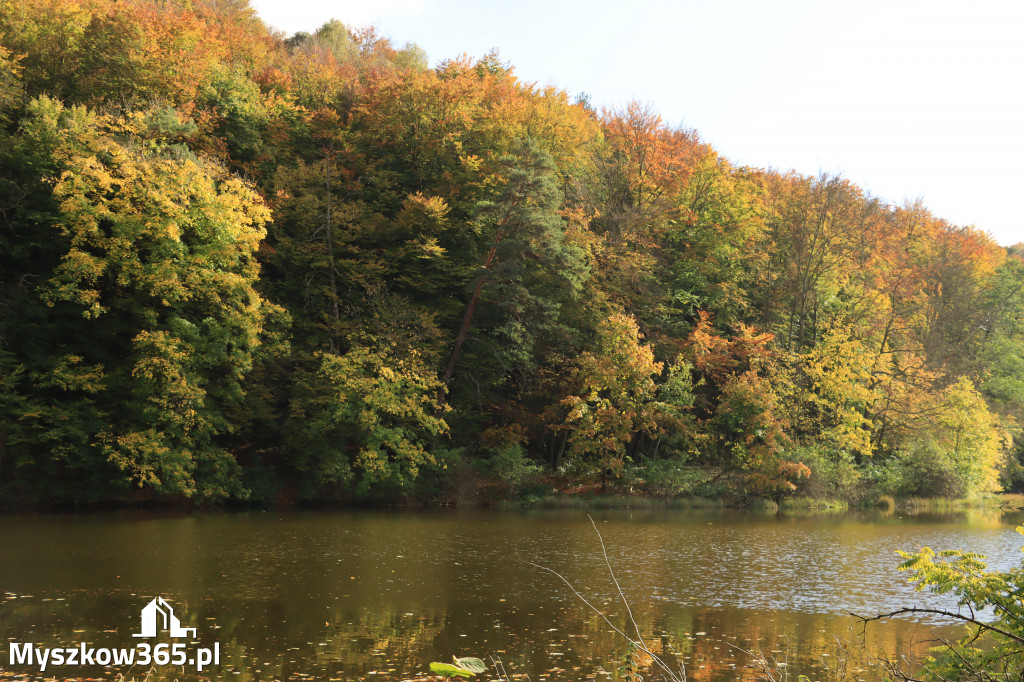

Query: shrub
[790,443,861,500]
[634,460,706,497]
[872,526,1024,681]
[482,444,543,494]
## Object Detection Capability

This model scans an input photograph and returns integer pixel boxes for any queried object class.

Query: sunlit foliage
[0,0,1015,504]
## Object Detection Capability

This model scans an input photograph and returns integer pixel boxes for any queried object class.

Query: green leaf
[429,662,475,678]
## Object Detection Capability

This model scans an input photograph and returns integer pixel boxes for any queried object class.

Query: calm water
[1,507,1022,681]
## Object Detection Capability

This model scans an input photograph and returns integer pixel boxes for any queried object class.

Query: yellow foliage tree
[562,314,663,479]
[801,326,880,458]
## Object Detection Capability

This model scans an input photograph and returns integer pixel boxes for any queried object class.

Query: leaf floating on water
[429,662,474,677]
[453,656,487,673]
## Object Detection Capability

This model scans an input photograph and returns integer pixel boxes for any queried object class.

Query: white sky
[250,0,1024,246]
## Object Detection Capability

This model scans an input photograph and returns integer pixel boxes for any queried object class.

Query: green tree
[441,137,587,402]
[287,345,448,497]
[0,97,278,500]
[976,258,1024,491]
[660,153,761,332]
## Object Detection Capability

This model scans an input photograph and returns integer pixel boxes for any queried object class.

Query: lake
[2,507,1022,681]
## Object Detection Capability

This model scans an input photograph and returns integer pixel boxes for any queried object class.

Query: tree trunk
[553,430,568,470]
[440,244,498,394]
[324,157,340,347]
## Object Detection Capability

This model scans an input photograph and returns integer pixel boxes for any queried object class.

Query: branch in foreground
[853,607,1024,647]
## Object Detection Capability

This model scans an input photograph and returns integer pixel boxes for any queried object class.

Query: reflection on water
[1,508,1021,681]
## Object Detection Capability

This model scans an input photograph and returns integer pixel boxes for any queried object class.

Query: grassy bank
[502,492,724,510]
[493,484,1019,514]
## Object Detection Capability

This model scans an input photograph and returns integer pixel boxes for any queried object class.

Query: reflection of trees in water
[311,606,448,676]
[283,599,953,681]
[0,589,968,682]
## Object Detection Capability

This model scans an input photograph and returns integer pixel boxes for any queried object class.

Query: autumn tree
[561,314,693,482]
[0,97,279,500]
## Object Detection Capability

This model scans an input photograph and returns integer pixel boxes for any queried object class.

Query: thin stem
[524,516,686,681]
[589,515,646,649]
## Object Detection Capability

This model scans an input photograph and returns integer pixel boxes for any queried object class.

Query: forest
[1,0,1022,507]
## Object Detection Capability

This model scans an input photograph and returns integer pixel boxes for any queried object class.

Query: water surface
[1,507,1021,681]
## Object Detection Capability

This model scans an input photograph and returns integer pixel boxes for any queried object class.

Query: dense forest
[1,0,1022,507]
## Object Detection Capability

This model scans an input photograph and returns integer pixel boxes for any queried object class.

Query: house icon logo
[132,597,197,638]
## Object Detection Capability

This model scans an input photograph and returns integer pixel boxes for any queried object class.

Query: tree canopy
[1,0,1020,505]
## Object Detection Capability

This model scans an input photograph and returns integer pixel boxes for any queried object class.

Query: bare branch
[853,608,1024,647]
[524,515,686,681]
[588,515,646,649]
